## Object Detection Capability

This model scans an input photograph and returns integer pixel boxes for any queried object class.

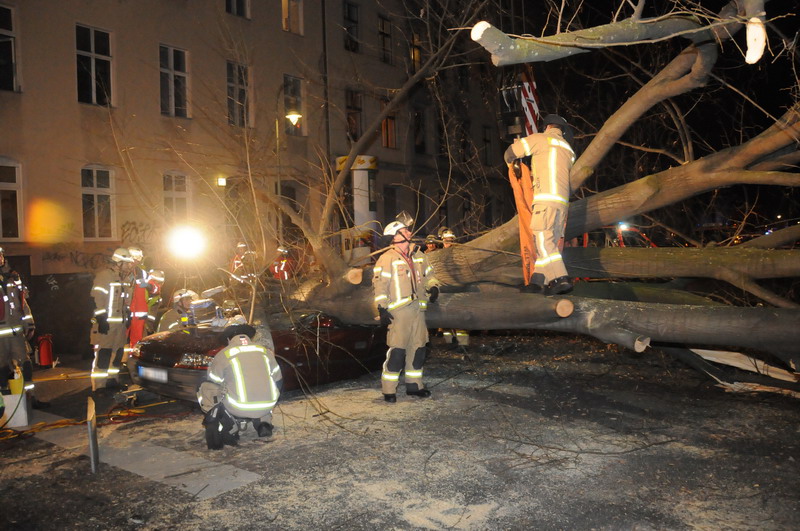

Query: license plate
[138,366,168,383]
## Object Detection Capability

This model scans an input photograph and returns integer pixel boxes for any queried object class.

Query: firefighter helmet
[425,234,437,244]
[383,221,408,237]
[441,229,456,240]
[112,247,134,263]
[395,210,414,228]
[542,114,574,145]
[147,269,165,284]
[128,246,144,262]
[172,289,198,305]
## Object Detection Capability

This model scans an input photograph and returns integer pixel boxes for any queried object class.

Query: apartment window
[0,162,20,238]
[227,61,249,127]
[76,25,112,105]
[410,32,422,73]
[283,74,303,136]
[380,99,396,148]
[345,89,362,141]
[413,110,426,154]
[225,0,249,18]
[163,173,188,221]
[282,0,303,35]
[343,1,359,52]
[160,45,188,118]
[81,167,113,239]
[378,15,392,64]
[0,6,15,91]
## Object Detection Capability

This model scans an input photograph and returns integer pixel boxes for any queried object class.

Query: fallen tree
[276,0,799,392]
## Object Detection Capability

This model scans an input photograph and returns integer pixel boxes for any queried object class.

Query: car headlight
[177,352,215,369]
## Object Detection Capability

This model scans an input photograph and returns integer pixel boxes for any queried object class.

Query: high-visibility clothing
[90,267,132,387]
[207,334,282,420]
[373,246,437,394]
[508,163,537,285]
[508,128,575,285]
[372,247,437,313]
[270,256,296,280]
[0,268,35,392]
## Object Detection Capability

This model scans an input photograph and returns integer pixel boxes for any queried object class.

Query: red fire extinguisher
[37,334,53,367]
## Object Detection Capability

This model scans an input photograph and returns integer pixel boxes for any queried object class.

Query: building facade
[0,0,509,354]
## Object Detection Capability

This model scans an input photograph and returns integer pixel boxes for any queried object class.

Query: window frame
[283,74,304,136]
[0,158,21,240]
[378,15,392,64]
[163,171,190,222]
[380,98,396,149]
[159,44,189,118]
[282,0,304,35]
[410,32,422,73]
[0,5,17,92]
[76,24,113,106]
[345,88,362,142]
[226,60,249,127]
[343,1,359,52]
[81,165,115,241]
[225,0,250,19]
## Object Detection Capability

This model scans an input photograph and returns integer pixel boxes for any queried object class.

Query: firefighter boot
[383,393,397,403]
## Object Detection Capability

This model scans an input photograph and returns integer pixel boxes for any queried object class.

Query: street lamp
[275,108,302,245]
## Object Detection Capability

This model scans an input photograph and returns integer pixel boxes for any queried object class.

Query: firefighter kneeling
[197,324,282,450]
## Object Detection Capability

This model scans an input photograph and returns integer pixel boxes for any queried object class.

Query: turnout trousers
[382,301,429,394]
[530,202,569,285]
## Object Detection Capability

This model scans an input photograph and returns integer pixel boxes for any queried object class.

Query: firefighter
[270,247,296,280]
[373,217,439,403]
[504,114,576,294]
[423,234,439,253]
[145,269,165,331]
[197,324,282,450]
[438,230,470,349]
[230,241,255,273]
[0,247,45,407]
[124,247,151,362]
[90,247,135,390]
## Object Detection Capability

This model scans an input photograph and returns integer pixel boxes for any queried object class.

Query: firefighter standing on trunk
[504,114,576,294]
[90,247,134,391]
[373,215,439,403]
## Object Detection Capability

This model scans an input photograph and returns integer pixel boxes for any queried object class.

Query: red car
[127,311,387,402]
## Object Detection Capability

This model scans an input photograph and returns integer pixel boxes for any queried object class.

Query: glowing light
[216,176,227,187]
[285,109,302,126]
[166,225,206,260]
[618,223,629,231]
[27,199,70,244]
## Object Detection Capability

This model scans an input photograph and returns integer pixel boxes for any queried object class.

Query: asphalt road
[2,332,799,530]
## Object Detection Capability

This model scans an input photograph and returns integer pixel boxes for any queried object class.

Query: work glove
[427,286,439,304]
[96,315,110,334]
[512,160,522,180]
[377,307,394,327]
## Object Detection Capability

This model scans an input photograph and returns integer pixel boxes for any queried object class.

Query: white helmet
[441,229,455,240]
[172,289,198,305]
[128,246,144,262]
[383,221,407,237]
[147,269,165,284]
[112,247,134,263]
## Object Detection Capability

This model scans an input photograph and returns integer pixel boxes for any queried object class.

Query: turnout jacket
[506,128,576,206]
[372,247,437,313]
[0,270,34,337]
[207,334,283,419]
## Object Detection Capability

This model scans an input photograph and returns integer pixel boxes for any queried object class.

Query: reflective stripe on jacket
[512,130,575,204]
[372,247,437,312]
[208,340,282,416]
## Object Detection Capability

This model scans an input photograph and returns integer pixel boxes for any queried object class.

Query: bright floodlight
[167,225,206,260]
[285,109,302,126]
[619,223,629,231]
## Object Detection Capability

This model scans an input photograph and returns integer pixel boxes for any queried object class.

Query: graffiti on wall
[121,221,161,244]
[46,275,59,291]
[42,249,107,270]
